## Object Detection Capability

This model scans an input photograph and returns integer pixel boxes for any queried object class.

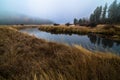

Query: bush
[53,23,60,26]
[87,23,97,27]
[65,23,72,26]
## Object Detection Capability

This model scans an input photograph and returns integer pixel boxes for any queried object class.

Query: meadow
[0,26,120,80]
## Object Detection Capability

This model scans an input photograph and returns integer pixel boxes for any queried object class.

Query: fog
[0,0,115,23]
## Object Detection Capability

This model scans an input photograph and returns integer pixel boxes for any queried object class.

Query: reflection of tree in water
[116,41,120,46]
[88,34,114,48]
[97,37,101,45]
[88,35,97,44]
[102,38,113,48]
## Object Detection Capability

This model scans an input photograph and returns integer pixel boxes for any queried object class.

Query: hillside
[0,13,53,25]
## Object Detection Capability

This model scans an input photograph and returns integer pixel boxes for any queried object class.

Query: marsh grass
[39,25,90,35]
[0,27,120,80]
[38,25,120,40]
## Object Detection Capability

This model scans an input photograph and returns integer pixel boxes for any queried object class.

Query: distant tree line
[74,0,120,27]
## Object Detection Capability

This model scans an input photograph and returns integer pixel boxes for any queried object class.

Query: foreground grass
[0,27,120,80]
[39,25,120,40]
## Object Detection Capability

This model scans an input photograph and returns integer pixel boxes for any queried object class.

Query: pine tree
[74,18,78,25]
[108,0,118,23]
[117,2,120,22]
[102,3,107,23]
[90,6,102,24]
[90,14,95,23]
[79,19,82,25]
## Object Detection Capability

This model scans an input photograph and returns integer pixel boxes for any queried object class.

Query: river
[20,28,120,55]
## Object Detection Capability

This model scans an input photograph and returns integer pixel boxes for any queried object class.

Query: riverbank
[0,27,120,80]
[39,25,120,41]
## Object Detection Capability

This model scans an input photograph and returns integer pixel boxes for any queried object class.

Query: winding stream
[20,28,120,55]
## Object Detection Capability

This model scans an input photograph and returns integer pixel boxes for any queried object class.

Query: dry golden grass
[39,25,90,34]
[0,27,120,80]
[38,25,120,40]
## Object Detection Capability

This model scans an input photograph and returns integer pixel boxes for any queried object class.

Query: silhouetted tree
[90,6,102,24]
[74,18,78,25]
[79,19,82,25]
[102,3,107,23]
[65,23,72,26]
[74,0,120,26]
[117,2,120,22]
[78,18,90,26]
[90,14,95,23]
[53,23,60,26]
[108,0,118,23]
[95,6,102,23]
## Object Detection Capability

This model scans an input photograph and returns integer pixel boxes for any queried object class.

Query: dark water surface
[20,28,120,55]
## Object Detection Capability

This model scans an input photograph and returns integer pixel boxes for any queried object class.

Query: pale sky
[0,0,117,23]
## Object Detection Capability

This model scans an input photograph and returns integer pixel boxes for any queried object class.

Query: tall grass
[39,25,120,40]
[0,27,120,80]
[39,26,90,34]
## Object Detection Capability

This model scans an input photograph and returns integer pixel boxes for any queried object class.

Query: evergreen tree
[75,0,120,26]
[74,18,78,25]
[90,6,102,24]
[95,6,102,23]
[117,2,120,22]
[90,14,95,23]
[108,0,118,23]
[79,19,82,25]
[102,3,107,23]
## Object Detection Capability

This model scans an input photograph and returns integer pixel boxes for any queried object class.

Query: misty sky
[0,0,116,23]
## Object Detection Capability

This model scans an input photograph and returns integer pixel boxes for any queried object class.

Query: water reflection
[88,34,118,48]
[88,35,97,44]
[20,28,120,55]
